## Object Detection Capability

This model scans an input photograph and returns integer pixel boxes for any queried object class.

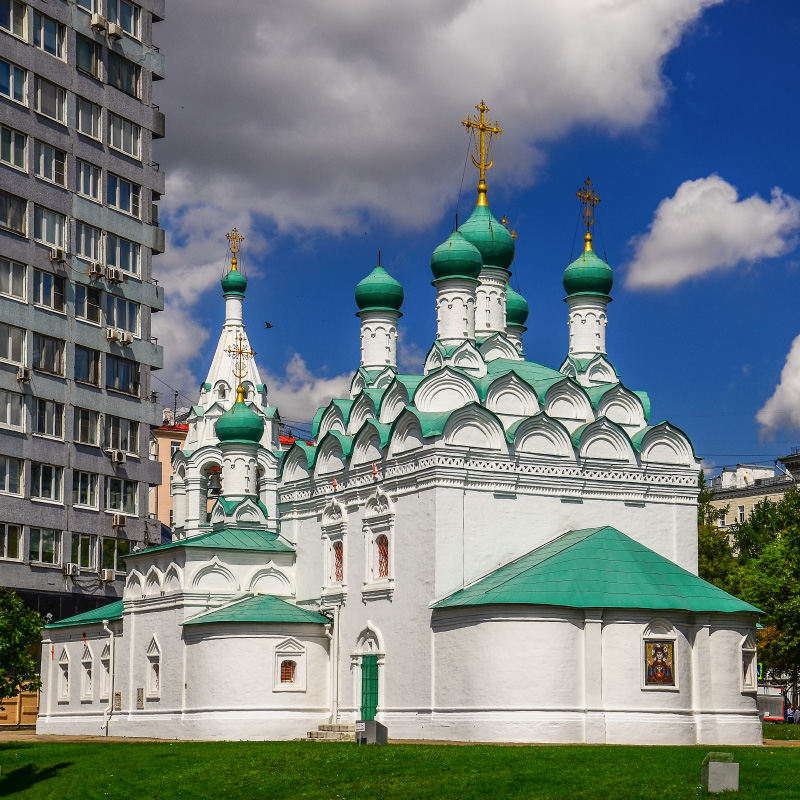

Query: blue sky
[152,0,800,474]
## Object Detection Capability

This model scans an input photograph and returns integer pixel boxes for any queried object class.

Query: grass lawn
[764,723,800,740]
[1,741,799,800]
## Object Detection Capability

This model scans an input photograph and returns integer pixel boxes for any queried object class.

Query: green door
[360,655,378,721]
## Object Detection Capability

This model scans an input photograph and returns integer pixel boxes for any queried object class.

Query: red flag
[332,478,338,490]
[372,462,377,477]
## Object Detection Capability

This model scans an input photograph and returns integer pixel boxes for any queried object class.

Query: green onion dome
[458,205,515,272]
[221,267,247,295]
[562,234,614,297]
[215,390,264,444]
[505,285,529,326]
[430,231,483,281]
[355,265,404,312]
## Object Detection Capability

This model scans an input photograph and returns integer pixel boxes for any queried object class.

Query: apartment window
[33,206,65,248]
[76,97,101,139]
[107,174,140,218]
[0,125,26,170]
[72,471,98,508]
[34,398,64,438]
[0,322,24,364]
[76,34,101,78]
[31,462,63,502]
[107,478,137,514]
[108,113,140,159]
[74,345,100,385]
[0,59,26,104]
[108,52,140,98]
[34,140,66,186]
[32,333,64,375]
[32,11,65,59]
[30,528,60,564]
[170,440,180,458]
[102,537,129,572]
[75,222,101,264]
[106,415,138,453]
[75,285,101,324]
[106,354,139,395]
[738,505,745,523]
[0,258,25,300]
[106,295,139,335]
[34,77,66,123]
[106,235,139,275]
[0,0,26,38]
[71,534,96,570]
[0,388,23,430]
[76,0,94,11]
[0,190,26,234]
[74,408,100,445]
[33,269,66,312]
[0,523,21,560]
[0,456,21,494]
[76,160,101,202]
[110,0,140,38]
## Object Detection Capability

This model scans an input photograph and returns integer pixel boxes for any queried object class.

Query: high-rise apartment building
[0,0,165,619]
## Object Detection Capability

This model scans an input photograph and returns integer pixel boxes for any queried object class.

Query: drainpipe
[101,619,115,735]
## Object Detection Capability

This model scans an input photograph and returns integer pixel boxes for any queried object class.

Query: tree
[0,589,44,701]
[697,472,739,593]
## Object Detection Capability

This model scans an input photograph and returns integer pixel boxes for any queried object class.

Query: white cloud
[151,0,730,395]
[261,354,352,424]
[757,333,800,436]
[397,331,426,373]
[152,301,210,399]
[626,176,800,289]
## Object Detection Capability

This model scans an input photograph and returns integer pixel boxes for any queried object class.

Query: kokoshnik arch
[37,104,761,745]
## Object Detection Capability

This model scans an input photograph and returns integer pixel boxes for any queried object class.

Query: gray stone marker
[355,720,388,745]
[701,752,739,793]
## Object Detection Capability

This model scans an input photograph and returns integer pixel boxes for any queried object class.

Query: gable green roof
[127,528,293,557]
[183,594,329,626]
[434,526,759,614]
[46,600,124,628]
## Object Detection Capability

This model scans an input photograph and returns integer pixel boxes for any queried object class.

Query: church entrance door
[360,655,378,720]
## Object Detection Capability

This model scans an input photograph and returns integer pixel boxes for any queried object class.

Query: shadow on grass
[0,762,72,797]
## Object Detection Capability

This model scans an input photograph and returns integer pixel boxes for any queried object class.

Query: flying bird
[265,322,273,329]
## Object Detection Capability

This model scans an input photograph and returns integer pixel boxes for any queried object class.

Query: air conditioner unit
[108,22,123,39]
[16,366,32,382]
[110,449,127,464]
[111,513,127,528]
[106,327,121,342]
[64,563,80,577]
[88,262,105,277]
[49,248,66,263]
[120,331,134,345]
[106,267,125,283]
[90,13,107,31]
[99,568,116,582]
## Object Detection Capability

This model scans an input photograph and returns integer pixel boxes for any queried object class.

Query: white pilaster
[567,295,610,358]
[358,310,400,371]
[475,268,508,336]
[435,278,477,344]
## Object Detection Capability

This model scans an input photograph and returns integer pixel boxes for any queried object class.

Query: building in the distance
[0,0,166,620]
[708,462,795,529]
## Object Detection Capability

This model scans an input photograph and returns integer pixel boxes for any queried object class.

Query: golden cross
[462,100,503,205]
[511,230,518,241]
[500,215,510,228]
[576,177,601,232]
[225,228,245,270]
[225,333,256,393]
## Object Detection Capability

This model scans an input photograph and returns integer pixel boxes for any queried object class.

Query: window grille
[376,535,389,578]
[280,660,296,684]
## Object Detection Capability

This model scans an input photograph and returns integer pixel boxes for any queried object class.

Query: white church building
[38,107,761,745]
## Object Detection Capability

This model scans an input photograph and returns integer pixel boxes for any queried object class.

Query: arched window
[333,541,343,583]
[376,535,389,578]
[217,385,227,400]
[280,660,296,684]
[147,638,161,699]
[58,649,69,701]
[81,646,93,701]
[742,634,757,691]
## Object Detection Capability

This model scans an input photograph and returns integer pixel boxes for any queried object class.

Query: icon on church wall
[645,641,675,686]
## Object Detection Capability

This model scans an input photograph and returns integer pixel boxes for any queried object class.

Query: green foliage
[697,471,738,592]
[0,589,44,700]
[2,741,800,800]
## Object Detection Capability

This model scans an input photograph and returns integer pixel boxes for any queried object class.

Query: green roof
[430,230,483,281]
[355,265,404,313]
[434,526,759,614]
[505,285,529,326]
[459,204,515,271]
[46,600,124,628]
[183,594,329,626]
[563,241,613,297]
[127,528,293,557]
[215,399,264,444]
[221,267,247,295]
